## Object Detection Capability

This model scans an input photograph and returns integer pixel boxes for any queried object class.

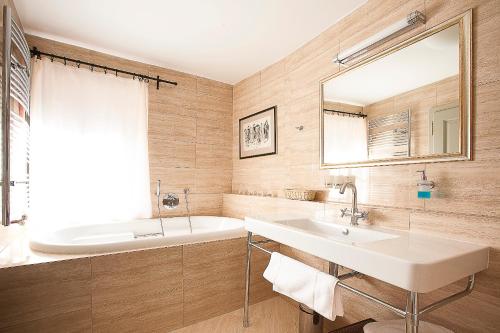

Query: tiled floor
[171,297,299,333]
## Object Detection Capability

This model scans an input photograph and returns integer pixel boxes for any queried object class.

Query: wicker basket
[284,189,316,201]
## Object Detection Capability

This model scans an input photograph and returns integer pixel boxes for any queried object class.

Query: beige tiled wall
[227,0,500,332]
[25,35,233,217]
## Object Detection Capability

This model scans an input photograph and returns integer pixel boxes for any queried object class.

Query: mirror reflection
[322,24,460,166]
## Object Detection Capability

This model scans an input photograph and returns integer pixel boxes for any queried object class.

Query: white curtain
[30,58,151,230]
[324,114,368,164]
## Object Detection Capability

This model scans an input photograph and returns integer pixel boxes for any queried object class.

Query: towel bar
[249,242,273,255]
[243,231,475,333]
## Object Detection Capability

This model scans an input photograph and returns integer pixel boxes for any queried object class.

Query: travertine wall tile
[424,161,500,217]
[223,194,324,221]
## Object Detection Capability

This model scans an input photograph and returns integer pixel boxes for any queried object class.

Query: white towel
[263,252,343,321]
[314,270,344,320]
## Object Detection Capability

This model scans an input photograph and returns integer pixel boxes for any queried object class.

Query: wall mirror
[320,11,471,168]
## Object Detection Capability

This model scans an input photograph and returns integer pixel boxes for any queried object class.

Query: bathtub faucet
[184,188,192,234]
[157,180,165,237]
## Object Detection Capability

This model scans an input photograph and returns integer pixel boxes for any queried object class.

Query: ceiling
[14,0,367,84]
[323,24,460,106]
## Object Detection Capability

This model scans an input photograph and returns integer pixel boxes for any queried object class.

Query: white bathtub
[29,216,246,255]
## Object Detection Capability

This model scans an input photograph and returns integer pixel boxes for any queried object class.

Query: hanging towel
[314,269,344,320]
[263,252,344,321]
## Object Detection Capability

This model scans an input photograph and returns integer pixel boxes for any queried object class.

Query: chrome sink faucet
[338,182,368,226]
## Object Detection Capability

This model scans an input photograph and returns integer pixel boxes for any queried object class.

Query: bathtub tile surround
[183,237,277,325]
[91,247,184,332]
[0,238,275,332]
[227,0,500,331]
[0,258,92,332]
[25,35,233,218]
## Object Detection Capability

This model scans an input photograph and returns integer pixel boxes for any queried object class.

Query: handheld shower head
[183,188,192,233]
[156,180,161,197]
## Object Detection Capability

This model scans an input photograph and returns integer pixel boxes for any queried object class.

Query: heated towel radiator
[2,5,31,226]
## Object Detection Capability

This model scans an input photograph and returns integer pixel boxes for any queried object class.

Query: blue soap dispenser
[417,170,434,199]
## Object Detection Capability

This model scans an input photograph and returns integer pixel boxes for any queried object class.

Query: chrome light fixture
[333,11,426,65]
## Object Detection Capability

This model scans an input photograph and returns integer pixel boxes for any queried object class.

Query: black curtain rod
[323,108,367,118]
[30,47,177,89]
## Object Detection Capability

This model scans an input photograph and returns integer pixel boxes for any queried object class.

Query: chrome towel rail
[419,275,475,315]
[339,282,407,317]
[2,5,31,226]
[249,241,272,255]
[2,5,13,227]
[243,232,476,333]
[368,109,411,159]
[11,19,30,66]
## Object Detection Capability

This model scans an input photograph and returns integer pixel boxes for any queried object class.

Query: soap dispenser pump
[417,170,434,199]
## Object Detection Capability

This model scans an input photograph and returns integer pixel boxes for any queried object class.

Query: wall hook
[296,125,304,131]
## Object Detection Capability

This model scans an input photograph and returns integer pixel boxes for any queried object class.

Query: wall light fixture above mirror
[320,10,471,169]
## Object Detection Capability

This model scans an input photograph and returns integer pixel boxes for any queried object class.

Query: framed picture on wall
[239,106,277,159]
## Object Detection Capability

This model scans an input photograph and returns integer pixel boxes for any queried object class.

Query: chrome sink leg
[243,231,253,327]
[405,291,419,333]
[329,262,339,277]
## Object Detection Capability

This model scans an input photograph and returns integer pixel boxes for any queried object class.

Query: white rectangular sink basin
[274,219,398,245]
[246,216,489,293]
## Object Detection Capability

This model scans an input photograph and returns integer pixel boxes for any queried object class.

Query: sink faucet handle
[360,211,369,220]
[340,208,348,217]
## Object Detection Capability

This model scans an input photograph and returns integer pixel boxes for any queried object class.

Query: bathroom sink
[273,218,398,245]
[245,216,489,293]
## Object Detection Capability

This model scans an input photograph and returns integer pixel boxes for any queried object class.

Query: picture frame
[239,106,277,159]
